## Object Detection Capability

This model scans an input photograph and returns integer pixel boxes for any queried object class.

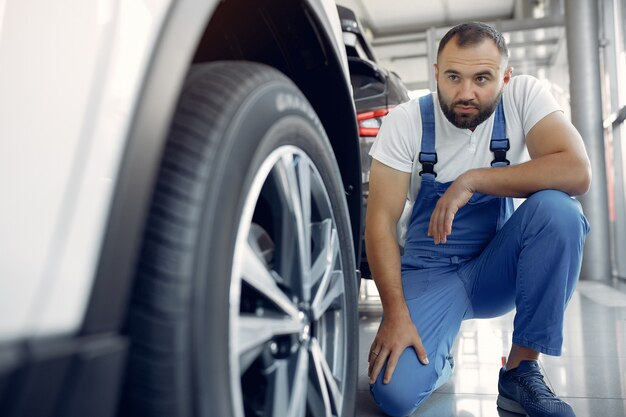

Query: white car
[0,1,362,416]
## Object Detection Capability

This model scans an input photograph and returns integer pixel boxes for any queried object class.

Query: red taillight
[357,108,392,137]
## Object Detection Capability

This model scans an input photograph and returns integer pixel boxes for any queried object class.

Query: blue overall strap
[418,94,437,177]
[490,97,510,167]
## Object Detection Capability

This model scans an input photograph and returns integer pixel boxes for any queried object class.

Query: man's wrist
[462,168,483,193]
[382,303,411,320]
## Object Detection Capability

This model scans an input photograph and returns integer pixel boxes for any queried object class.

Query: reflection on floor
[356,279,626,417]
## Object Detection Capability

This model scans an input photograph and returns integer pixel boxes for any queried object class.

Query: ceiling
[335,0,567,92]
[336,0,518,37]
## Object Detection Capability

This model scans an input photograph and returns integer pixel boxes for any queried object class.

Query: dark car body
[338,5,410,277]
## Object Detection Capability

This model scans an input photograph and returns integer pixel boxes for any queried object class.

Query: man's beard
[437,87,502,129]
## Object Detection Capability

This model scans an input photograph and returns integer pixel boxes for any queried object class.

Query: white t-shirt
[369,74,562,245]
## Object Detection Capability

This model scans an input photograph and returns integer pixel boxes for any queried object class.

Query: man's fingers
[368,349,388,384]
[436,207,445,244]
[445,211,454,234]
[413,340,429,365]
[432,209,441,244]
[367,343,380,380]
[428,206,442,243]
[368,343,379,363]
[429,204,446,244]
[427,208,435,237]
[383,351,401,384]
[442,209,455,243]
[369,346,429,386]
[368,356,375,378]
[428,202,457,244]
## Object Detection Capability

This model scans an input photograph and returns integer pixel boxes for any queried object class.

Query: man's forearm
[365,224,410,319]
[464,150,591,198]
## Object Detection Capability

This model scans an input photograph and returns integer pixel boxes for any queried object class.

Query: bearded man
[365,22,591,417]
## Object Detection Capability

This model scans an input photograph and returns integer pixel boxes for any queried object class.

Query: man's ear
[503,66,514,84]
[434,63,439,80]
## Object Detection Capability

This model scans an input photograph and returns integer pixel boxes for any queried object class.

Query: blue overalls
[370,94,590,417]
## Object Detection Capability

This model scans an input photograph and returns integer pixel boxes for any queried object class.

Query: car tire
[120,61,358,417]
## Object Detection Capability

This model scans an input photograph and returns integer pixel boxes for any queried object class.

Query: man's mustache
[453,100,479,107]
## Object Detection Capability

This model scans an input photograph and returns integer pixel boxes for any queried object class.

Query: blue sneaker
[497,360,575,417]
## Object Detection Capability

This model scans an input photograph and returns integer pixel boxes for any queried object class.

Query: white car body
[1,0,179,342]
[0,0,351,341]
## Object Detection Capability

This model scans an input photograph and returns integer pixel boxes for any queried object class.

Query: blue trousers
[370,190,590,417]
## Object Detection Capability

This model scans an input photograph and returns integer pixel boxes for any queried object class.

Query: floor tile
[563,397,626,417]
[436,364,503,395]
[355,389,385,417]
[540,355,626,399]
[412,393,516,417]
[358,371,372,391]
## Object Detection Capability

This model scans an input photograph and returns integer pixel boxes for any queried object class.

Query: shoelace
[517,370,556,400]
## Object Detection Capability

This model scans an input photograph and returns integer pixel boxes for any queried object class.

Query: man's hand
[368,312,429,385]
[428,173,475,244]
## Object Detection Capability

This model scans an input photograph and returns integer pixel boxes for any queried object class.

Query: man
[366,22,591,417]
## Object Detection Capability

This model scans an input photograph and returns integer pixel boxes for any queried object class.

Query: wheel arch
[85,0,361,335]
[191,0,362,257]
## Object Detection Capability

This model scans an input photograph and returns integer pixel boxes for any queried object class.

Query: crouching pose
[365,22,591,417]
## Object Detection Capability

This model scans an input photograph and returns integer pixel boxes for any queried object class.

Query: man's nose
[457,81,475,101]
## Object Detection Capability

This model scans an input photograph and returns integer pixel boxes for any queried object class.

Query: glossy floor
[356,279,626,417]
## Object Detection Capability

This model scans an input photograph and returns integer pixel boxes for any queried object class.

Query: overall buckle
[419,152,438,177]
[490,139,510,167]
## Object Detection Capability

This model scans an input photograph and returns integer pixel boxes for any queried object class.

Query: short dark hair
[437,22,509,61]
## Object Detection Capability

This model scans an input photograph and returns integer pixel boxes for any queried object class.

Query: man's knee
[369,359,438,416]
[370,380,431,417]
[522,190,589,237]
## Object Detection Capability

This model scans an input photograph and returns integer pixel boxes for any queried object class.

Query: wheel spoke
[297,157,312,251]
[265,345,309,417]
[241,240,299,319]
[237,314,301,374]
[307,342,332,417]
[269,158,300,291]
[311,338,343,415]
[276,155,311,299]
[297,157,313,302]
[305,381,327,417]
[311,230,343,321]
[267,359,290,417]
[312,271,344,321]
[286,346,309,417]
[309,219,333,290]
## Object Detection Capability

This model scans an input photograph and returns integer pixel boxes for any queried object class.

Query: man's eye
[448,75,459,81]
[476,76,488,83]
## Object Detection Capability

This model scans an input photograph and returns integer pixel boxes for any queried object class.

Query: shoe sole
[496,394,529,416]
